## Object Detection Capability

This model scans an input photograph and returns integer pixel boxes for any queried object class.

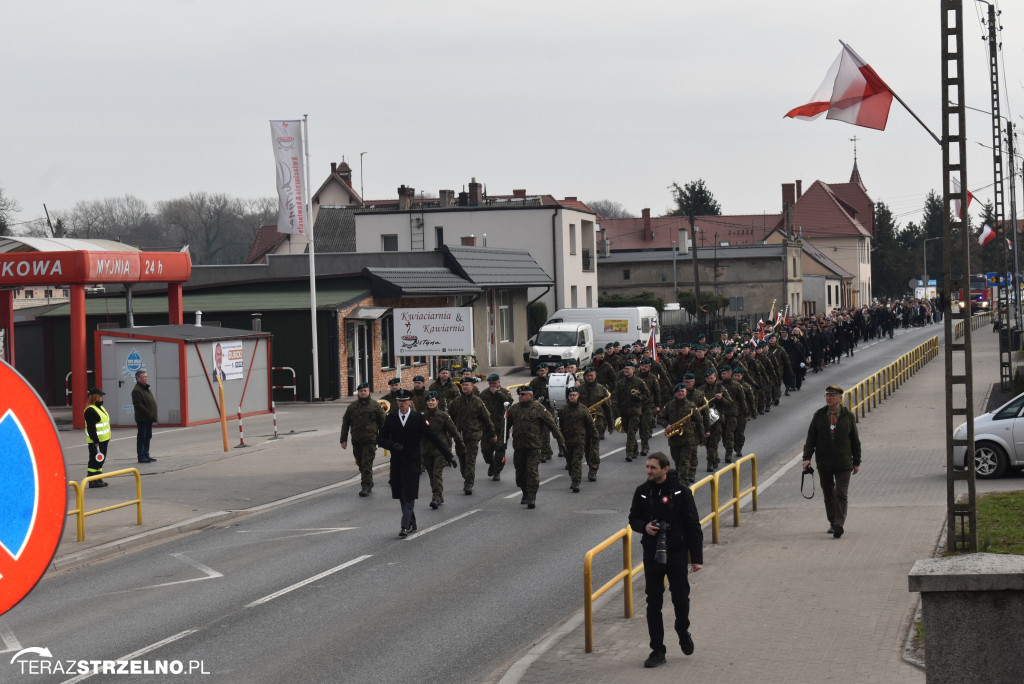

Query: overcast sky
[3,1,1023,233]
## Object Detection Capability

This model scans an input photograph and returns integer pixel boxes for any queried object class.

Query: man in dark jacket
[802,384,862,539]
[378,389,456,537]
[628,452,703,668]
[130,370,158,464]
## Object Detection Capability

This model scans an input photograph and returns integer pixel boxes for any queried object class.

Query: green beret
[413,375,425,382]
[487,373,500,381]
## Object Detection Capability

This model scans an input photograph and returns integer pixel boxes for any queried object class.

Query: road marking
[502,474,564,499]
[405,509,480,540]
[59,629,198,684]
[0,618,22,654]
[245,555,372,608]
[134,553,224,590]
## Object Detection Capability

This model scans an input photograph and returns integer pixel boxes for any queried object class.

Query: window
[623,269,631,281]
[569,224,577,255]
[498,290,513,342]
[571,285,578,307]
[382,235,399,251]
[435,226,444,248]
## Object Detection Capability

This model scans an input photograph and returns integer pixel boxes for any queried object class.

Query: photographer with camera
[628,452,703,669]
[802,384,861,539]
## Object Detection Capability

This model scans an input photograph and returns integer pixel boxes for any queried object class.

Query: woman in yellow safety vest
[84,387,111,488]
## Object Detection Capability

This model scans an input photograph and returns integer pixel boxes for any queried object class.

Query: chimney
[513,189,526,199]
[468,177,483,204]
[398,185,415,211]
[461,235,477,247]
[782,183,795,212]
[439,189,455,207]
[642,208,652,241]
[795,179,803,199]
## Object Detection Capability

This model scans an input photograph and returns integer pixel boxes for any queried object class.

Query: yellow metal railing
[844,336,939,420]
[67,468,143,542]
[582,454,758,651]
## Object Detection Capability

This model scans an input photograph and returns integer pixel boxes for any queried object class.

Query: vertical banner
[270,120,306,235]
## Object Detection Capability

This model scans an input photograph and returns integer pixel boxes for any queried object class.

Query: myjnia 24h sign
[394,308,473,356]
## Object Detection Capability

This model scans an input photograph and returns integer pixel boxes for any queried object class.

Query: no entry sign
[0,360,66,615]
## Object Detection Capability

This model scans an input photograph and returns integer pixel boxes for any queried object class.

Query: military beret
[486,373,500,382]
[683,372,696,380]
[825,385,844,395]
[426,390,439,399]
[565,386,580,396]
[388,377,401,385]
[413,375,425,382]
[395,388,413,400]
[673,383,686,393]
[356,382,369,390]
[584,366,597,373]
[732,365,746,374]
[704,368,717,378]
[719,365,731,373]
[518,386,534,395]
[624,360,636,368]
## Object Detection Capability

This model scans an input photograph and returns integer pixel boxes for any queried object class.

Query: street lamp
[923,236,942,296]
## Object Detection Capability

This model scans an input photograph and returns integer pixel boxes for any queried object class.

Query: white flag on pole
[270,120,307,235]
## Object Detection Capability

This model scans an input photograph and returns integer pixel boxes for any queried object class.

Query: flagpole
[304,114,321,400]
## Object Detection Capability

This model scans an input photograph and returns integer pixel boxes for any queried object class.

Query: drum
[546,372,577,410]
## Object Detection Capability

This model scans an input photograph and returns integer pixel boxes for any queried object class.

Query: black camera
[652,521,671,565]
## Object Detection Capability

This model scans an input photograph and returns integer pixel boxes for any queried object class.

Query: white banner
[270,120,307,235]
[394,308,474,356]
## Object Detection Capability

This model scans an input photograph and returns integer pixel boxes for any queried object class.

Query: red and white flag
[978,223,996,247]
[951,176,974,219]
[785,41,893,131]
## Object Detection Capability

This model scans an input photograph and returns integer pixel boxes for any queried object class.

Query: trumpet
[587,392,612,418]
[378,399,391,413]
[665,400,710,438]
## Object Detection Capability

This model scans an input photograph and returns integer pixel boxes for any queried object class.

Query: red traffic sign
[0,360,66,615]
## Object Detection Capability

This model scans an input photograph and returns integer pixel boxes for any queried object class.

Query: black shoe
[492,473,501,481]
[430,500,440,509]
[464,488,473,495]
[644,650,666,668]
[833,524,844,538]
[527,501,536,509]
[571,486,580,493]
[358,489,370,497]
[680,632,694,655]
[137,457,157,463]
[827,524,834,534]
[88,479,108,488]
[398,528,409,538]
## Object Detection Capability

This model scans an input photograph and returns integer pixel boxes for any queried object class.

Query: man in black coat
[628,452,704,668]
[378,389,456,537]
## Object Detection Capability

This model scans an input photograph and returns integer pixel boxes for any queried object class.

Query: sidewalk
[505,327,1006,683]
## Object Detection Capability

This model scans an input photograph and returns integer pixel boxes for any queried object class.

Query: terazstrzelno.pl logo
[10,646,209,676]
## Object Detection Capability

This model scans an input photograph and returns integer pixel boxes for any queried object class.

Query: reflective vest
[85,405,111,444]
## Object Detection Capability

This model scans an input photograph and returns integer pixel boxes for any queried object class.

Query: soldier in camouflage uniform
[421,391,464,509]
[658,383,701,485]
[428,367,460,411]
[613,361,651,462]
[578,367,613,480]
[340,382,387,497]
[480,373,513,481]
[557,386,598,492]
[448,377,496,495]
[701,368,733,472]
[718,365,744,463]
[506,385,565,509]
[730,366,757,460]
[411,375,428,412]
[529,363,554,462]
[637,357,662,458]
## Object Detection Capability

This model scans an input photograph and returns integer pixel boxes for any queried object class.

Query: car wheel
[974,442,1009,479]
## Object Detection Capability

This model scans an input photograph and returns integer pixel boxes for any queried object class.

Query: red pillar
[168,283,183,325]
[71,284,87,430]
[0,289,13,365]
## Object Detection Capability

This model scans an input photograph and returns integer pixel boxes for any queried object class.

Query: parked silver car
[953,392,1024,478]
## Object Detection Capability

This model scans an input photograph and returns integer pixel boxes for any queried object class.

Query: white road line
[405,509,480,540]
[244,555,371,609]
[502,474,564,499]
[138,553,224,590]
[59,629,198,684]
[0,618,22,654]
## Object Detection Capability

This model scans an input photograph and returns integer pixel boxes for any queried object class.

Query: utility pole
[689,214,702,332]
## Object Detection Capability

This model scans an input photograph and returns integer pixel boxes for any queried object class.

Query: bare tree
[587,199,635,219]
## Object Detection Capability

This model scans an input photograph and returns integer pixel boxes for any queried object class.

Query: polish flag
[785,41,893,131]
[951,176,974,219]
[978,224,996,247]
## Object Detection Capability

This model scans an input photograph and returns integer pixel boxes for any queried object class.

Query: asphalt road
[1,325,940,684]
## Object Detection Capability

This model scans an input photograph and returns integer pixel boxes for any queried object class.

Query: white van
[523,322,594,374]
[545,307,659,350]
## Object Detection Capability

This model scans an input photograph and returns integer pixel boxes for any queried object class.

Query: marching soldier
[480,373,513,481]
[701,368,733,472]
[557,386,598,492]
[422,391,464,509]
[637,357,662,459]
[340,382,387,497]
[613,360,651,462]
[448,377,496,495]
[505,386,566,509]
[658,383,701,485]
[529,363,554,462]
[578,367,613,480]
